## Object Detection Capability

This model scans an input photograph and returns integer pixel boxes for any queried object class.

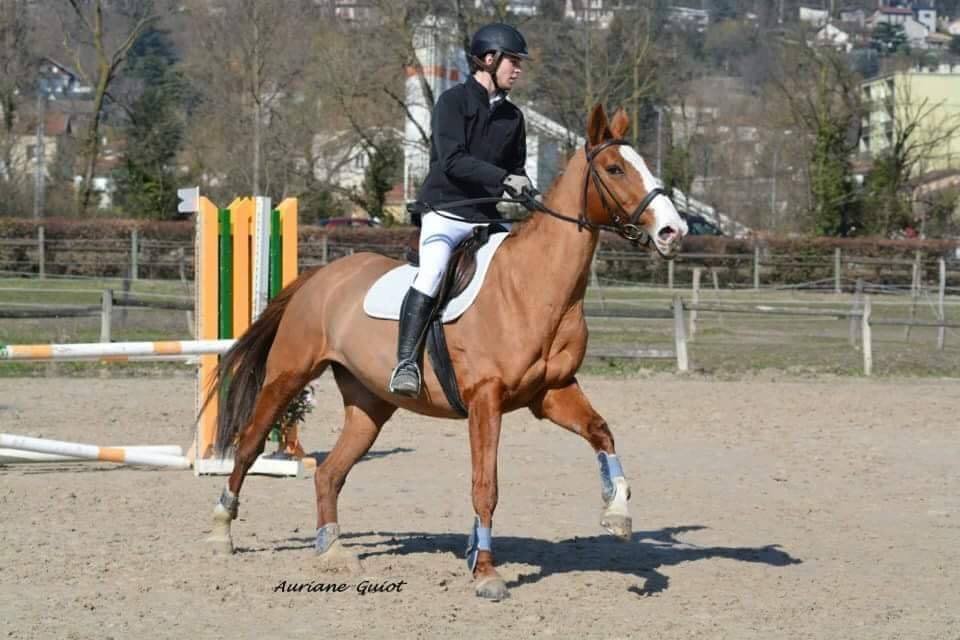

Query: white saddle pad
[363,232,510,323]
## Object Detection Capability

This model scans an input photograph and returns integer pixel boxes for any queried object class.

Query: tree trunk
[252,2,261,196]
[78,60,111,216]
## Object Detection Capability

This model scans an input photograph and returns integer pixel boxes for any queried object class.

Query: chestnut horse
[205,104,687,600]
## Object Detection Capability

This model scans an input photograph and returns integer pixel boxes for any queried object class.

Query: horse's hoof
[474,576,510,600]
[206,534,234,555]
[601,513,632,541]
[315,538,363,574]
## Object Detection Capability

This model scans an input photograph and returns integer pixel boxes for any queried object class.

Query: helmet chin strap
[472,51,507,93]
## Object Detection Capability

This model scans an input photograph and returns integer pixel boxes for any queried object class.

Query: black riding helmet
[469,23,528,91]
[470,23,529,60]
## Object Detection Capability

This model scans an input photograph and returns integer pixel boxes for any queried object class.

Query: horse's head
[582,104,687,258]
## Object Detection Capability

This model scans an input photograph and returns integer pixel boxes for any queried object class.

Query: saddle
[404,222,508,303]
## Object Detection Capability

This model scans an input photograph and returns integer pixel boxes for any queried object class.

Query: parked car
[319,217,382,228]
[679,211,723,236]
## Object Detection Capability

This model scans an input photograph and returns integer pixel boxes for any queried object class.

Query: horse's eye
[606,165,624,175]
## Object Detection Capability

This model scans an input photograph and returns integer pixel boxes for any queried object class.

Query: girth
[409,224,508,418]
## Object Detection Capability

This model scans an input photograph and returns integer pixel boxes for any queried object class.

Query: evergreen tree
[113,27,189,219]
[870,23,908,56]
[809,121,857,236]
[710,0,738,22]
[361,138,401,220]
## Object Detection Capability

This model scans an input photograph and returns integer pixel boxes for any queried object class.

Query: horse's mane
[509,151,583,241]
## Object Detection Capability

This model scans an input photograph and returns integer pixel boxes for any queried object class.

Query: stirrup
[388,360,422,396]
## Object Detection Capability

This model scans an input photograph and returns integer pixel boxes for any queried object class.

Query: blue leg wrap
[315,523,341,554]
[465,515,492,572]
[598,452,625,503]
[217,488,239,519]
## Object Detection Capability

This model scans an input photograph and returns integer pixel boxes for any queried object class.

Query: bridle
[418,138,670,247]
[581,138,669,245]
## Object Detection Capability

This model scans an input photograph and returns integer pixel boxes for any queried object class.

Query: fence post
[711,268,719,292]
[591,246,607,313]
[911,250,922,295]
[938,257,946,350]
[849,278,864,348]
[120,277,131,324]
[753,246,760,290]
[38,226,45,279]
[130,229,139,281]
[673,295,689,372]
[689,267,701,339]
[862,296,872,377]
[667,259,675,290]
[834,248,842,294]
[100,289,113,343]
[905,252,921,341]
[321,234,329,265]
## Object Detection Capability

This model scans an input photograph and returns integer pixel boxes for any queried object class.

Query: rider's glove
[502,173,534,198]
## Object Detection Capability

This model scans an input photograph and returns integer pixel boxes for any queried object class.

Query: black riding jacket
[416,76,527,221]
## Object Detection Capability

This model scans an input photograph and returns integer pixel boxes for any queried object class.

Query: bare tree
[769,34,862,235]
[0,0,32,215]
[181,0,314,200]
[527,8,658,150]
[0,0,31,135]
[864,78,960,235]
[60,0,162,215]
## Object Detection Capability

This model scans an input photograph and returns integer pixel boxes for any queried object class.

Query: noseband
[581,138,670,245]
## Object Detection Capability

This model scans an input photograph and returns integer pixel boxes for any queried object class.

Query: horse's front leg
[529,379,632,541]
[465,381,510,600]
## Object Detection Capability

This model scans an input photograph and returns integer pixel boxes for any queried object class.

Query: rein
[417,139,670,246]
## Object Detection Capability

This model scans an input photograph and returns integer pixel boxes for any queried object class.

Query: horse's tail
[203,267,319,457]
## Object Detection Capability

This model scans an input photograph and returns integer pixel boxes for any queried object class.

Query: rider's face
[494,55,523,90]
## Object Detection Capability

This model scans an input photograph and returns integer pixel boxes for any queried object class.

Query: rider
[389,22,534,397]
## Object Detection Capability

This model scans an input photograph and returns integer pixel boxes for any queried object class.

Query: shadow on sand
[277,525,801,596]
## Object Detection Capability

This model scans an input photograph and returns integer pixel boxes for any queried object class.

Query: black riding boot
[388,287,436,397]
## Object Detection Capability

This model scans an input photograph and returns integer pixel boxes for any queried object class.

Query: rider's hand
[502,174,533,198]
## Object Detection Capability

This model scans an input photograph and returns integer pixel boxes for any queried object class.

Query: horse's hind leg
[529,379,632,541]
[313,364,396,573]
[207,363,317,554]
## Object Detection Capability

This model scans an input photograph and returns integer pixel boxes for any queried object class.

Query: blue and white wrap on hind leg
[464,451,630,568]
[598,451,629,504]
[597,450,632,540]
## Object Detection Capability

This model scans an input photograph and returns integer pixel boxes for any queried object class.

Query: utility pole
[32,77,49,221]
[655,106,663,176]
[770,142,780,226]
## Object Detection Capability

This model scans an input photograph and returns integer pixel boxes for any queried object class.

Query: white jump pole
[0,339,234,361]
[0,444,183,464]
[0,434,191,469]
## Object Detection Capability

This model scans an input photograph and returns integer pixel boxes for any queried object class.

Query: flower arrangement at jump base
[267,385,316,459]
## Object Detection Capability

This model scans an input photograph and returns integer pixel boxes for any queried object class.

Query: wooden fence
[4,284,958,376]
[2,229,959,292]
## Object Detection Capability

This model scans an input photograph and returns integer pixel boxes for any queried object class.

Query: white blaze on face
[618,146,688,253]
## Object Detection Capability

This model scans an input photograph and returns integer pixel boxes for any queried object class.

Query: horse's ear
[587,103,611,147]
[609,108,630,139]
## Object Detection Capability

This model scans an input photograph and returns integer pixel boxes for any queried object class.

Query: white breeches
[411,212,509,297]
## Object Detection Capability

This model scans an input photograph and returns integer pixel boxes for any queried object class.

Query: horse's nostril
[658,226,675,241]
